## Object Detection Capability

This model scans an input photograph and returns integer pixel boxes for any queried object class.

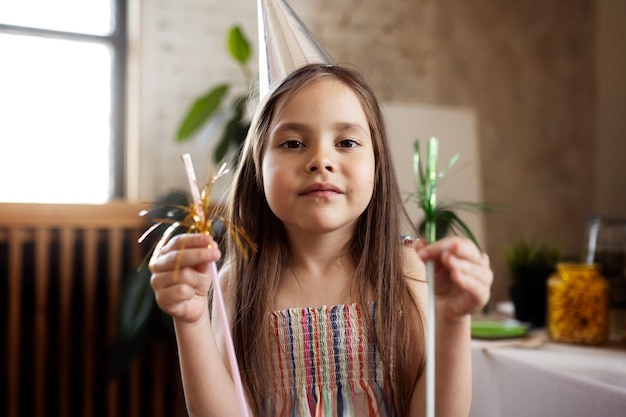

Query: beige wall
[130,0,625,303]
[595,0,626,218]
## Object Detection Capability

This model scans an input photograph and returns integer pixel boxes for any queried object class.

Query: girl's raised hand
[150,233,221,324]
[416,236,493,322]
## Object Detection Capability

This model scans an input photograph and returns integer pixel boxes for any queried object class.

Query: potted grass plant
[506,238,560,327]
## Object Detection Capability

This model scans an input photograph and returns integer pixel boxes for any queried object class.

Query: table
[469,335,626,417]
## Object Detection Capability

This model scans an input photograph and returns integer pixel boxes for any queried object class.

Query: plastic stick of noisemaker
[424,137,438,417]
[181,154,206,225]
[180,154,250,417]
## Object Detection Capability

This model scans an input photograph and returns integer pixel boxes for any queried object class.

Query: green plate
[471,319,528,339]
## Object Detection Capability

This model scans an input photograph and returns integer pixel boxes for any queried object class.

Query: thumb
[412,237,426,251]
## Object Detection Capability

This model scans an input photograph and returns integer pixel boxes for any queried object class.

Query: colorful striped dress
[266,303,396,417]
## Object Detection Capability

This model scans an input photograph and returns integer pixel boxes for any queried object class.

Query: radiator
[0,202,186,417]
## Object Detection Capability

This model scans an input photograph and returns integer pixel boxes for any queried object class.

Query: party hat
[257,0,335,99]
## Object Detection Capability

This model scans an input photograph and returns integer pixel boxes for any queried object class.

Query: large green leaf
[214,95,250,165]
[176,84,229,142]
[227,25,251,64]
[117,260,156,343]
[105,259,156,377]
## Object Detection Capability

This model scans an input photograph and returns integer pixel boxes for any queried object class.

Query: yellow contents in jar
[547,263,608,345]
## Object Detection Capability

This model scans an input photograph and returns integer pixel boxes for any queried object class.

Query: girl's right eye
[282,140,304,149]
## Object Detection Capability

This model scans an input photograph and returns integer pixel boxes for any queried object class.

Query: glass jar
[583,215,626,342]
[547,263,609,345]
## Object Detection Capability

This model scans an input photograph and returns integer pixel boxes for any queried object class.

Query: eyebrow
[334,122,369,135]
[272,121,369,136]
[271,122,308,134]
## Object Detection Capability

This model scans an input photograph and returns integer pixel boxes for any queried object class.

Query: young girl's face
[261,78,375,237]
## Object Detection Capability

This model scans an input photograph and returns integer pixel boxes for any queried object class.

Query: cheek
[351,155,376,201]
[360,154,376,185]
[261,156,277,190]
[261,158,286,209]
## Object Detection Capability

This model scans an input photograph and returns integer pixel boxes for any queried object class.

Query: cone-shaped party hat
[257,0,335,99]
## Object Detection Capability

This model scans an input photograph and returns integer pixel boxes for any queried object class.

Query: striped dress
[266,303,396,417]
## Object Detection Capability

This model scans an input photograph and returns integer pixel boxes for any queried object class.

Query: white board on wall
[383,103,487,250]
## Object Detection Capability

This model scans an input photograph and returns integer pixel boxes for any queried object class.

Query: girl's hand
[150,233,221,324]
[416,236,493,322]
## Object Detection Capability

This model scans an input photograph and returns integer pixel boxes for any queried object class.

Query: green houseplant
[109,25,254,377]
[176,25,254,165]
[107,190,191,376]
[506,238,560,327]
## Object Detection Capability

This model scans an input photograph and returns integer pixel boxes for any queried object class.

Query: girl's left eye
[282,140,304,149]
[337,139,359,148]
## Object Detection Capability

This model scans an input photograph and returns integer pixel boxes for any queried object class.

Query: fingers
[445,252,493,295]
[161,232,219,257]
[418,236,483,264]
[151,276,209,323]
[151,260,207,291]
[410,237,427,251]
[441,242,492,294]
[149,233,218,322]
[152,273,198,305]
[150,233,219,292]
[150,233,221,273]
[417,236,493,317]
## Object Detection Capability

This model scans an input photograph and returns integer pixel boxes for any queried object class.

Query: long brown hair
[223,64,424,415]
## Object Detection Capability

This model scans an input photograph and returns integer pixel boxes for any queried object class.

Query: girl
[150,63,493,417]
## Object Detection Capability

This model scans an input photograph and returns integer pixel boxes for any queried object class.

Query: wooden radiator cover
[0,202,186,417]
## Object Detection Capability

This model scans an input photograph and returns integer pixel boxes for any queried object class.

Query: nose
[305,145,335,173]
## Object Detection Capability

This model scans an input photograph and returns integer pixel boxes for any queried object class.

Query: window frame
[0,0,128,200]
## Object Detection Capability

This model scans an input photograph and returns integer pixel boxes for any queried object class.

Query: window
[0,0,126,203]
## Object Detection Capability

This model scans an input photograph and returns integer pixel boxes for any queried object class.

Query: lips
[299,182,343,196]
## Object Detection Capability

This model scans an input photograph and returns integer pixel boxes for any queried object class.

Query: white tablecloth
[470,337,626,417]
